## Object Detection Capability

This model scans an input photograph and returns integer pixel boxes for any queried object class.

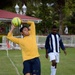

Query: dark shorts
[23,57,41,75]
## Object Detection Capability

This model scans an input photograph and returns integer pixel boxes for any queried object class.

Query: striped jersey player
[45,25,67,75]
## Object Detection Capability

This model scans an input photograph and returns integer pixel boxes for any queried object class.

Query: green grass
[0,48,75,75]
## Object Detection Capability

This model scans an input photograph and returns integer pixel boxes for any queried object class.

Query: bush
[0,36,2,43]
[0,35,6,43]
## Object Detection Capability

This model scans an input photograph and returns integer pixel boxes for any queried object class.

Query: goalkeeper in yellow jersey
[7,21,41,75]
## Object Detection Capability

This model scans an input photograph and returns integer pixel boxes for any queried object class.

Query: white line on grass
[6,49,20,75]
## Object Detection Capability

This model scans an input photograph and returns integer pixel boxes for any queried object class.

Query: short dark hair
[52,25,57,29]
[20,26,29,32]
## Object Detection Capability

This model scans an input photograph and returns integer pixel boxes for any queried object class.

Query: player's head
[51,25,58,34]
[20,26,30,36]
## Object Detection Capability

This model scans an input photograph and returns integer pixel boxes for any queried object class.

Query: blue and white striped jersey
[45,33,65,53]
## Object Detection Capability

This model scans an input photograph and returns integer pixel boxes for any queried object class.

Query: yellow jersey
[7,21,40,61]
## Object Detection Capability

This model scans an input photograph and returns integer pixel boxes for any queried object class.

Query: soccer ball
[11,17,22,27]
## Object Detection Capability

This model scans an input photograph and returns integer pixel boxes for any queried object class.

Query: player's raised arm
[22,21,35,36]
[7,17,22,44]
[7,24,19,44]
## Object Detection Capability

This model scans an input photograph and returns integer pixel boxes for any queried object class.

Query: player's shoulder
[56,33,61,37]
[46,33,52,38]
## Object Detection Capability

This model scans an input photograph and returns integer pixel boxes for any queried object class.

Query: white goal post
[0,35,75,50]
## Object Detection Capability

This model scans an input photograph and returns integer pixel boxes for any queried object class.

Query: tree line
[0,0,75,35]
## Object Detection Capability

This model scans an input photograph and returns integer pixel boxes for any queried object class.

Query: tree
[0,0,75,34]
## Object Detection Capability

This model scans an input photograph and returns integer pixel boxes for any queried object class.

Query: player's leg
[48,53,57,75]
[31,57,41,75]
[52,60,57,68]
[51,60,57,75]
[51,52,59,75]
[23,60,31,75]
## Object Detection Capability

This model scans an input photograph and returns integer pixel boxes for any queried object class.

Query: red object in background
[6,40,10,48]
[0,27,5,33]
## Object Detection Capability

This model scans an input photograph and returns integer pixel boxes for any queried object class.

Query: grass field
[0,48,75,75]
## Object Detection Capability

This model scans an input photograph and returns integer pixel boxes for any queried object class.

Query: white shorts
[48,52,59,63]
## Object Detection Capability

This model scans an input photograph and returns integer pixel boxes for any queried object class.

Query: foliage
[0,36,2,43]
[26,0,75,34]
[0,0,75,34]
